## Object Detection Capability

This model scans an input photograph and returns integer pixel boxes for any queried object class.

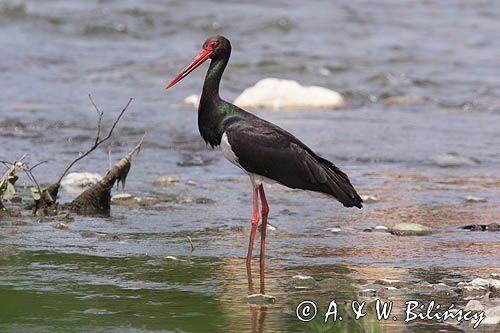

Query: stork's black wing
[225,119,363,208]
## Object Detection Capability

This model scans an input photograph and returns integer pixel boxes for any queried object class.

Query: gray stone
[360,194,379,203]
[389,222,435,236]
[481,306,500,326]
[358,288,377,297]
[488,223,500,231]
[153,176,180,186]
[470,278,490,288]
[54,222,69,230]
[460,285,488,298]
[489,279,500,297]
[245,293,275,305]
[464,196,487,203]
[374,279,406,288]
[376,286,401,298]
[464,300,484,312]
[431,154,479,167]
[291,275,316,289]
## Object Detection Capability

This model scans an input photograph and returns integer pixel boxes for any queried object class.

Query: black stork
[166,35,362,278]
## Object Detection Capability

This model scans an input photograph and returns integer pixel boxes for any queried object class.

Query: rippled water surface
[1,1,499,332]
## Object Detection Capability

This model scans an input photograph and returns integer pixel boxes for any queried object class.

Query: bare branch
[55,97,133,185]
[89,94,104,146]
[29,160,48,171]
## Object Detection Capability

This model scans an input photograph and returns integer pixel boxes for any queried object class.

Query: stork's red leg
[258,184,269,292]
[246,187,260,268]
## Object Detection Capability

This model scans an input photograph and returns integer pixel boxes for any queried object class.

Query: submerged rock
[490,279,500,297]
[60,172,102,193]
[481,306,500,326]
[461,223,500,232]
[431,153,479,167]
[325,227,342,233]
[111,193,160,206]
[54,222,69,230]
[291,275,316,289]
[457,280,488,298]
[258,223,278,232]
[358,288,377,297]
[80,231,97,238]
[377,286,401,298]
[382,95,427,106]
[464,300,484,312]
[360,194,379,203]
[245,293,276,305]
[488,223,500,231]
[98,233,122,241]
[389,222,435,236]
[374,279,406,288]
[234,78,345,110]
[153,176,181,186]
[464,196,487,203]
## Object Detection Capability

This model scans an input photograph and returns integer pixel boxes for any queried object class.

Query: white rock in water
[465,300,484,312]
[61,172,101,193]
[431,154,479,167]
[481,306,500,325]
[360,194,379,203]
[234,78,345,110]
[182,94,200,108]
[389,222,434,236]
[464,196,487,203]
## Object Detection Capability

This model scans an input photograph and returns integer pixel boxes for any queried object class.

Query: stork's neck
[200,55,229,103]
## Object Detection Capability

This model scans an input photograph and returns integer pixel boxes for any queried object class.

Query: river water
[0,1,499,332]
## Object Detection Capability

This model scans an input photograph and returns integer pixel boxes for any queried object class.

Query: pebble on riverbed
[291,275,316,289]
[465,300,484,312]
[360,194,379,203]
[111,193,160,206]
[389,222,435,236]
[461,223,500,232]
[98,233,122,241]
[358,288,377,297]
[258,223,277,232]
[245,293,276,305]
[54,222,69,230]
[456,278,500,299]
[431,153,479,167]
[153,176,181,186]
[464,196,487,203]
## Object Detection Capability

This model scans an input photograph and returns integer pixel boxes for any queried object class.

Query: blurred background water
[0,0,499,332]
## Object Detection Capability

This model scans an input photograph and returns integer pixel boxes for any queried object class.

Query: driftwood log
[63,134,145,215]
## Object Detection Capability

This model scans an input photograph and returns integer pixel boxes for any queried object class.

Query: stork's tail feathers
[295,145,363,208]
[323,162,363,208]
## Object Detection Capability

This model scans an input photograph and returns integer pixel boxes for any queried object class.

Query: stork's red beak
[165,48,212,90]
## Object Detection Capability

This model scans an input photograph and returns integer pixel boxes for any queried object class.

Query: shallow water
[1,0,499,332]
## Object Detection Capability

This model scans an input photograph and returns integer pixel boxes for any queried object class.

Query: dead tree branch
[66,133,146,215]
[48,96,133,199]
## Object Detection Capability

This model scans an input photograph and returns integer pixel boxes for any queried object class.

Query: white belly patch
[220,132,275,187]
[220,132,241,168]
